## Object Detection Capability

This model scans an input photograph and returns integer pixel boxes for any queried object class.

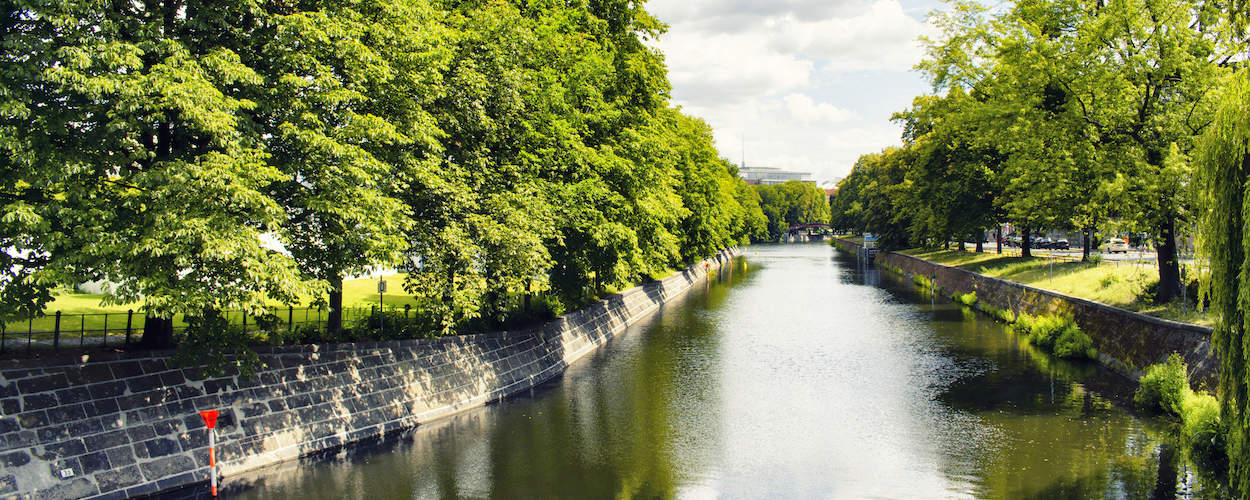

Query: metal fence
[0,305,407,354]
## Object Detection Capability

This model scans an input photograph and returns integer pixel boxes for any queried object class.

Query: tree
[1196,68,1250,497]
[1,1,314,347]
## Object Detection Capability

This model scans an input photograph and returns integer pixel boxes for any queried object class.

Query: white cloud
[783,94,857,123]
[650,0,939,181]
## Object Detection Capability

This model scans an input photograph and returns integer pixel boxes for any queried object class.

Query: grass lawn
[902,249,1212,327]
[4,274,418,337]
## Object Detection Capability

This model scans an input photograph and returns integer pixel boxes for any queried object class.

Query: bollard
[53,311,62,349]
[200,410,220,497]
[125,310,134,345]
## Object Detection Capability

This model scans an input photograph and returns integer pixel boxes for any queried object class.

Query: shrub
[1134,353,1189,415]
[955,292,978,307]
[913,274,932,288]
[1012,314,1096,359]
[994,307,1016,324]
[1180,391,1226,465]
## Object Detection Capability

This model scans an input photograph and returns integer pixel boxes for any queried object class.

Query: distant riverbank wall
[0,250,735,499]
[834,239,1217,391]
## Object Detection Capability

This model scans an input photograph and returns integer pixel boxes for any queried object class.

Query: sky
[647,0,945,184]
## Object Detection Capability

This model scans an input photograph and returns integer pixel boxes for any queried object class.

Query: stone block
[54,387,92,405]
[18,410,48,429]
[87,380,127,399]
[33,477,96,499]
[109,361,143,379]
[105,445,136,467]
[87,398,120,417]
[95,465,143,493]
[17,374,69,394]
[0,451,30,467]
[42,438,86,458]
[85,429,129,450]
[126,425,156,443]
[22,393,57,411]
[0,475,15,495]
[142,437,181,458]
[0,398,18,415]
[79,451,110,474]
[46,403,86,423]
[139,454,195,482]
[125,374,164,394]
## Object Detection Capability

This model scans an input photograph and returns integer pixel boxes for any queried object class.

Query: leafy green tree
[1,1,315,347]
[1196,69,1250,497]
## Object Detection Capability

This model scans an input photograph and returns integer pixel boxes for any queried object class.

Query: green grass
[902,249,1212,326]
[3,274,418,337]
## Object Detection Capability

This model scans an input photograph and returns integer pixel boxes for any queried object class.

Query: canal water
[224,243,1221,499]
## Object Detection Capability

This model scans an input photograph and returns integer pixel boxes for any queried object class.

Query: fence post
[125,309,134,345]
[102,315,108,347]
[27,317,33,351]
[242,311,247,329]
[404,304,411,319]
[1,321,6,354]
[288,306,294,332]
[53,311,62,349]
[79,314,85,347]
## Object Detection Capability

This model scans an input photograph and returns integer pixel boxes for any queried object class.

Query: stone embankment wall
[0,251,734,499]
[834,239,1217,391]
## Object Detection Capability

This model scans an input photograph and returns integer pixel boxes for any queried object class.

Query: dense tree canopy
[1,0,764,348]
[831,0,1236,293]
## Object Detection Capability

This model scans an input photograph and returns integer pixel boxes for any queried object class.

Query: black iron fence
[0,305,409,354]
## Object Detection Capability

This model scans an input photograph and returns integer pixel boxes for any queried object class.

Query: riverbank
[903,248,1210,326]
[835,239,1217,391]
[0,250,733,499]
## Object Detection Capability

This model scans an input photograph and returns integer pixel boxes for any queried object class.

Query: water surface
[225,243,1219,499]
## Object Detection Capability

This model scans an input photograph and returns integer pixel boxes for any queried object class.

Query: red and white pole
[199,410,220,497]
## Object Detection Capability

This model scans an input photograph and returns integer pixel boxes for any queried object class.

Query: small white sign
[59,468,74,478]
[377,280,387,293]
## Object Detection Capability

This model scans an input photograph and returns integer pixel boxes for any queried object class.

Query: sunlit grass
[902,249,1212,327]
[4,274,417,335]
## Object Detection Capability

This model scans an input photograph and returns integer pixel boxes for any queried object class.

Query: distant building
[738,166,815,185]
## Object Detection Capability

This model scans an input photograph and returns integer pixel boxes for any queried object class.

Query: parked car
[1033,236,1052,249]
[1102,238,1130,253]
[1052,238,1070,250]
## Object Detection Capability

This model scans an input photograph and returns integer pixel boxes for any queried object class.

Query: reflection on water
[222,243,1222,499]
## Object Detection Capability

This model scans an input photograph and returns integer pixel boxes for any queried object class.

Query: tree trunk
[1082,226,1092,262]
[995,226,1002,254]
[1155,215,1182,303]
[1021,227,1033,258]
[975,231,984,253]
[523,281,533,315]
[139,315,175,349]
[327,273,344,333]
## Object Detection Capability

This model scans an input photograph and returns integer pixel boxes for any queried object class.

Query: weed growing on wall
[1011,314,1097,360]
[1134,354,1228,467]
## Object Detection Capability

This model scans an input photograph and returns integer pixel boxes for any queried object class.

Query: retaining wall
[0,251,732,499]
[834,239,1217,391]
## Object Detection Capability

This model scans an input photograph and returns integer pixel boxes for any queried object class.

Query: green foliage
[1133,355,1228,466]
[955,291,978,307]
[1012,314,1096,360]
[2,0,761,374]
[1195,69,1250,493]
[1135,354,1190,415]
[1182,391,1227,466]
[172,312,262,379]
[753,181,831,241]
